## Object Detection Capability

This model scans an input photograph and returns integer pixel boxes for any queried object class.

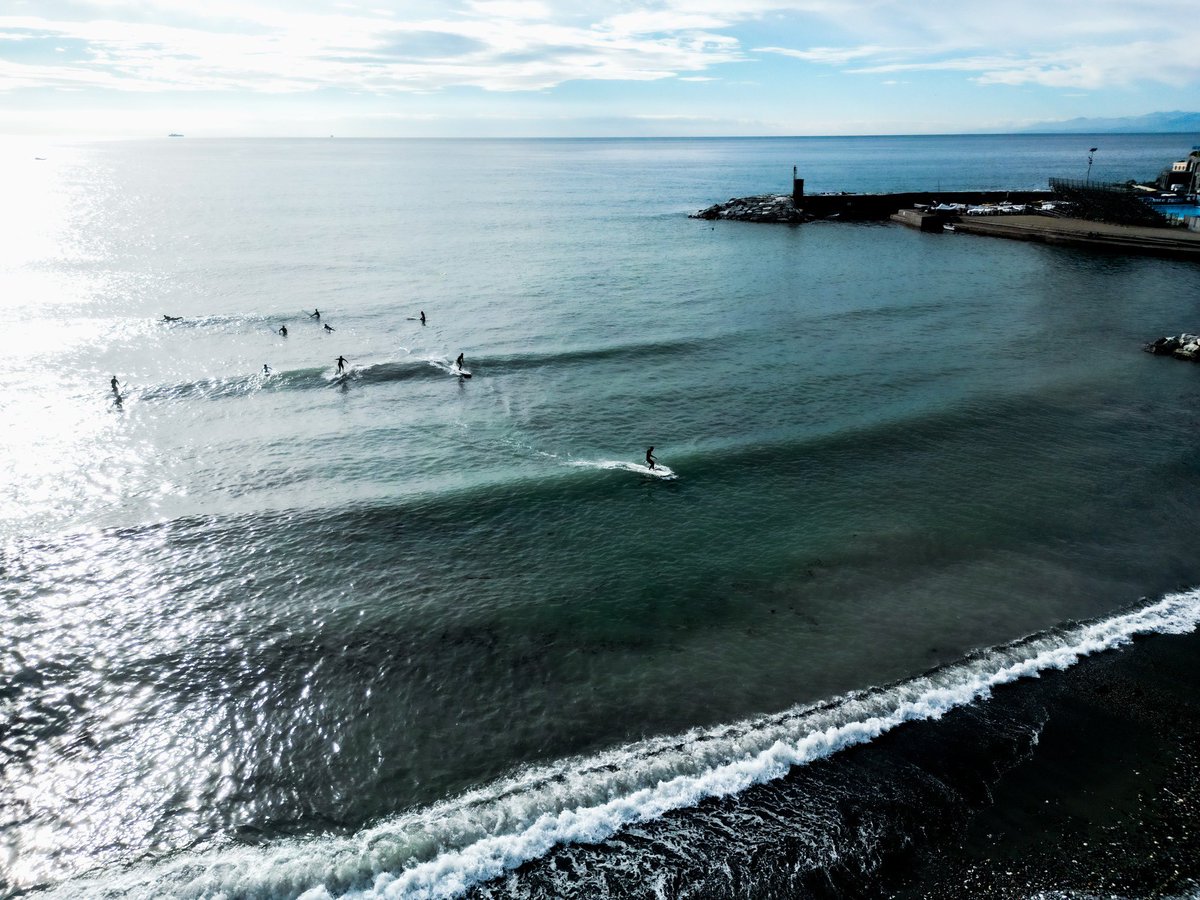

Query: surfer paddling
[336,355,348,375]
[162,314,182,322]
[323,323,335,332]
[645,446,657,470]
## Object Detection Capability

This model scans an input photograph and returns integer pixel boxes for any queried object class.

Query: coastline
[440,597,1200,900]
[884,626,1200,899]
[456,615,1200,899]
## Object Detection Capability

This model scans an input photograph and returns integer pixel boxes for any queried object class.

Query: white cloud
[0,3,746,96]
[835,36,1200,91]
[0,0,1198,101]
[748,0,1200,92]
[755,44,890,65]
[464,1,553,20]
[601,10,733,36]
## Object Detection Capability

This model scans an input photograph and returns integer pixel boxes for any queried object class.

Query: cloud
[465,1,553,21]
[749,0,1200,91]
[0,0,1198,101]
[0,3,746,96]
[834,36,1200,90]
[755,44,890,65]
[601,10,734,35]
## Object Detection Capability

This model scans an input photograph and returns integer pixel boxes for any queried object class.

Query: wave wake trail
[38,589,1200,900]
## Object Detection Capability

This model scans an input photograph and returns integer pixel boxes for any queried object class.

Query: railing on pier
[1048,178,1168,227]
[1048,177,1131,193]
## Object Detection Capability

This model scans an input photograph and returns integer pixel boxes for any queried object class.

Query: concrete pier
[946,215,1200,262]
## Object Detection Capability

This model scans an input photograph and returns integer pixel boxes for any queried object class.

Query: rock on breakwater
[691,195,810,224]
[1145,334,1200,360]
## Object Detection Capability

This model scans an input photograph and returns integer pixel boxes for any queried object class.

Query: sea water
[3,133,1200,898]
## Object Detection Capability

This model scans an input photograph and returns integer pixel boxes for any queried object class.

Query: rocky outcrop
[1144,334,1200,359]
[691,195,810,224]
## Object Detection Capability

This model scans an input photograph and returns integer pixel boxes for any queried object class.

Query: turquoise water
[3,133,1200,898]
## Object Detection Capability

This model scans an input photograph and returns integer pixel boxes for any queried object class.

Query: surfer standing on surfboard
[456,352,464,370]
[420,311,426,325]
[645,447,657,470]
[336,355,348,375]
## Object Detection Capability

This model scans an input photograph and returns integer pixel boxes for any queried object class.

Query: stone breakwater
[691,195,810,224]
[1145,334,1200,360]
[692,190,1056,223]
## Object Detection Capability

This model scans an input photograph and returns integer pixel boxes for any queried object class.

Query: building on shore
[1157,148,1200,195]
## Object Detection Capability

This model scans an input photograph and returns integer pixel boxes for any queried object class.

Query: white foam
[426,358,469,377]
[38,590,1200,899]
[573,459,677,480]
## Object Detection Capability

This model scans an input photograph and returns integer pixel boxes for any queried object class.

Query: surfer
[262,364,272,375]
[420,311,426,325]
[309,309,320,320]
[278,325,288,337]
[324,323,335,332]
[455,352,464,370]
[645,446,657,470]
[110,375,121,395]
[162,314,182,322]
[336,355,348,375]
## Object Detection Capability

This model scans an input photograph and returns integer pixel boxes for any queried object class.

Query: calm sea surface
[3,133,1200,898]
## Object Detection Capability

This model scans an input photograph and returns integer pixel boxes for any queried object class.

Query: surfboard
[455,368,472,379]
[631,462,674,479]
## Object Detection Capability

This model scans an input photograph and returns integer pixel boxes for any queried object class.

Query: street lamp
[1087,147,1098,184]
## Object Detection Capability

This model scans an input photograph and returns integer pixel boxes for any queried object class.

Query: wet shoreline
[465,624,1200,899]
[882,627,1200,899]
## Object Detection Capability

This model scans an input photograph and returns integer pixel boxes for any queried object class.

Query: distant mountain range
[1021,111,1200,134]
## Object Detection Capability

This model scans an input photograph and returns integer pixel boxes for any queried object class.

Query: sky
[2,0,1199,138]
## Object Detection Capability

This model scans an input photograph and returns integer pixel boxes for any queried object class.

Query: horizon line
[10,129,1200,142]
